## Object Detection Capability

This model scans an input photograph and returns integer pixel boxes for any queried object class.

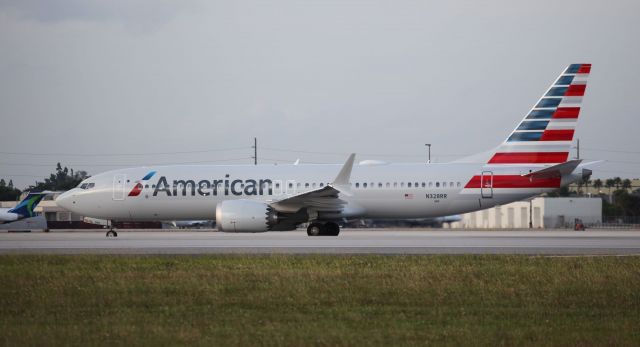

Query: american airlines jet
[56,64,596,237]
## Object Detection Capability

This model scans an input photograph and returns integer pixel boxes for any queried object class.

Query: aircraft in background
[57,64,597,237]
[347,215,462,228]
[165,220,213,229]
[0,192,51,224]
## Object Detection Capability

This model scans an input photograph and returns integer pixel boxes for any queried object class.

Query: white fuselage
[0,209,20,223]
[56,162,575,222]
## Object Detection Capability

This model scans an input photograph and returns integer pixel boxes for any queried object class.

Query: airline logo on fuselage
[150,175,274,197]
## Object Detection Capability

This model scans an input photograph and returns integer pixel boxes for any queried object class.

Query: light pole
[425,144,431,164]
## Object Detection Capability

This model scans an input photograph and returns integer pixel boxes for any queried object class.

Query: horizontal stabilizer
[522,159,582,179]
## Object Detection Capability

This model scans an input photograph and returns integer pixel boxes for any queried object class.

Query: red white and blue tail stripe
[461,64,590,193]
[488,63,590,165]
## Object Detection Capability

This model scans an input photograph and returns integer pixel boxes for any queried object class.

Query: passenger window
[275,183,280,188]
[312,183,316,188]
[305,183,309,188]
[288,183,293,188]
[378,183,382,188]
[429,182,433,187]
[356,183,360,188]
[320,183,324,187]
[450,182,454,187]
[145,184,149,188]
[421,182,426,188]
[297,183,301,188]
[457,182,461,187]
[363,183,368,188]
[394,182,398,187]
[386,183,390,188]
[408,182,412,188]
[436,182,440,187]
[401,182,405,188]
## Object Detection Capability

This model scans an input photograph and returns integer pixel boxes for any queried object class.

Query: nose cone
[56,190,77,212]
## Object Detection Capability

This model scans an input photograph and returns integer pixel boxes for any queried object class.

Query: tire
[106,230,118,238]
[307,223,324,236]
[325,222,340,236]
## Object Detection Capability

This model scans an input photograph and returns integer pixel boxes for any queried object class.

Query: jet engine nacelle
[215,200,277,233]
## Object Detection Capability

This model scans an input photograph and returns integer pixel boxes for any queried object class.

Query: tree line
[0,163,89,201]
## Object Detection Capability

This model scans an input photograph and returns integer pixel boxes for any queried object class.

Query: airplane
[0,191,51,224]
[56,64,596,238]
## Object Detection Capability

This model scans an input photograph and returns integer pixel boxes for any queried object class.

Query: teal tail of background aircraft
[0,192,50,223]
[56,64,599,237]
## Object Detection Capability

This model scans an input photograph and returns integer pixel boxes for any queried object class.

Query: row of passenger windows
[355,181,461,188]
[136,181,461,190]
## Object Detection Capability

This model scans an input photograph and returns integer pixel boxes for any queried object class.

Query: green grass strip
[1,255,639,346]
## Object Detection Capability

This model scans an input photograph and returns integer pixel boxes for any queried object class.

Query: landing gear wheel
[325,222,340,236]
[106,230,118,238]
[307,223,324,236]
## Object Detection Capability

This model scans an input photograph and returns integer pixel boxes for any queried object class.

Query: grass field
[1,255,639,346]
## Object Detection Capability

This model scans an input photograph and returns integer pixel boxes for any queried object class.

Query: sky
[1,0,639,189]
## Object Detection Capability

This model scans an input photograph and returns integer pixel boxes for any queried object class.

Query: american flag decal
[404,193,414,199]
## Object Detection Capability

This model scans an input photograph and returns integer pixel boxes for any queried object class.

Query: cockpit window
[79,182,95,190]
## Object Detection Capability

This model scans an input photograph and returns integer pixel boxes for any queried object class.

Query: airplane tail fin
[8,192,49,218]
[485,64,590,166]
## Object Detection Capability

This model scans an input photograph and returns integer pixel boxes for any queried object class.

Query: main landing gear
[306,222,340,236]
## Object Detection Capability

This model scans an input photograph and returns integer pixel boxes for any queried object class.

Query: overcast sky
[1,0,639,189]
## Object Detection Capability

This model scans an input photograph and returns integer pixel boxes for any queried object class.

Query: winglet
[332,153,356,186]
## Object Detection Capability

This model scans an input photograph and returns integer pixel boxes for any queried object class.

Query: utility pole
[252,137,257,165]
[425,144,431,164]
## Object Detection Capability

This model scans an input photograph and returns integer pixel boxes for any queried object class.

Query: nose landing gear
[306,222,340,236]
[105,220,118,238]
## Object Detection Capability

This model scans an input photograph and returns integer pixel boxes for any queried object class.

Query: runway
[1,229,640,255]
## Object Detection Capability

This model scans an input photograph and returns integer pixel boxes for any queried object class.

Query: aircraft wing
[270,154,355,213]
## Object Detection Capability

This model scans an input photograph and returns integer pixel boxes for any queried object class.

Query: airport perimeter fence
[567,216,640,230]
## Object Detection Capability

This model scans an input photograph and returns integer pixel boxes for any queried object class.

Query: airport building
[450,197,602,229]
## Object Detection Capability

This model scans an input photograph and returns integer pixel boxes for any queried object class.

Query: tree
[605,179,615,194]
[29,163,90,191]
[593,179,603,193]
[0,178,21,201]
[614,177,622,190]
[583,178,592,196]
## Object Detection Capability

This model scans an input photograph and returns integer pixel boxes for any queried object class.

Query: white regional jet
[57,64,597,237]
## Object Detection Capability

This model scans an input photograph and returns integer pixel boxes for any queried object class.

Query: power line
[261,147,466,158]
[581,147,640,155]
[0,147,251,157]
[0,157,254,167]
[259,157,332,164]
[0,174,44,178]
